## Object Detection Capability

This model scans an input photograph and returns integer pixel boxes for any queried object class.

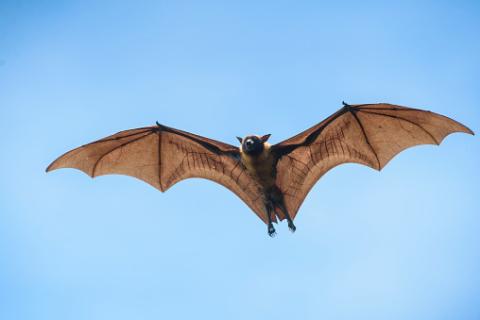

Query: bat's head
[237,134,271,156]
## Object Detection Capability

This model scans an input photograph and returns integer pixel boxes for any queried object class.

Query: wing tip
[449,117,474,136]
[437,127,475,145]
[45,165,95,178]
[465,127,475,136]
[45,161,58,173]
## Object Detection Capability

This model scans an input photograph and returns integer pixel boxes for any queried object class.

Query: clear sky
[1,1,479,319]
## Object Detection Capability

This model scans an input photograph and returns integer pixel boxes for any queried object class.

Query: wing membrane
[274,103,473,219]
[47,124,268,223]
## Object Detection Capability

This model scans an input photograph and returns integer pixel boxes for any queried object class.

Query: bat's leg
[265,202,276,237]
[277,201,296,233]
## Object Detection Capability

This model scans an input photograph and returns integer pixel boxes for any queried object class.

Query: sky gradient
[1,1,480,319]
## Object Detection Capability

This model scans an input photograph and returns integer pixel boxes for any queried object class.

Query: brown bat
[47,102,473,236]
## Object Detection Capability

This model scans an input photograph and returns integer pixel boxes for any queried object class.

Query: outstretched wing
[47,123,268,223]
[273,103,474,220]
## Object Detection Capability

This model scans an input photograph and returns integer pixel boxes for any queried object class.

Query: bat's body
[239,139,294,234]
[240,142,276,189]
[47,102,473,236]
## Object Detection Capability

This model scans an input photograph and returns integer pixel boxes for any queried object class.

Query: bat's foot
[268,224,276,237]
[288,221,296,233]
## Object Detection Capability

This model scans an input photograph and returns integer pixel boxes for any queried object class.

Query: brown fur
[240,142,276,189]
[240,142,287,222]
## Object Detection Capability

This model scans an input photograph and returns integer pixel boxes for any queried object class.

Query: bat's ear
[236,136,243,143]
[260,134,271,142]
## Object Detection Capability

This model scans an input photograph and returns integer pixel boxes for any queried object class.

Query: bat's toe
[268,224,276,237]
[288,221,296,233]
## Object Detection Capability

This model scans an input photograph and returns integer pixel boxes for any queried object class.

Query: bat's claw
[288,221,296,233]
[268,224,276,237]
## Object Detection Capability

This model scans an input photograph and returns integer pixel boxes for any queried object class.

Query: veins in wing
[360,110,439,145]
[282,156,308,198]
[348,109,381,169]
[164,139,221,185]
[48,129,155,171]
[156,123,239,157]
[158,130,162,187]
[308,118,370,164]
[164,138,261,203]
[91,130,156,176]
[164,138,246,185]
[281,118,372,200]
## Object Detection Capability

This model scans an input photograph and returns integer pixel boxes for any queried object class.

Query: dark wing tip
[447,118,475,136]
[46,161,57,173]
[465,126,475,136]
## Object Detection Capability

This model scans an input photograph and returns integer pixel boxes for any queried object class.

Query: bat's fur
[239,135,296,236]
[240,140,275,188]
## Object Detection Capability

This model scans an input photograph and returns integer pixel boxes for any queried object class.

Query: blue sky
[1,1,479,319]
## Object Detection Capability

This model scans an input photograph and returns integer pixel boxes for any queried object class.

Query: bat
[46,102,474,236]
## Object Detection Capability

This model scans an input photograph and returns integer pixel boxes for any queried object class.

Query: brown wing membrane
[47,124,267,223]
[273,103,474,220]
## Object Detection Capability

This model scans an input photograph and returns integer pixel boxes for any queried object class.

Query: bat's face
[238,134,271,156]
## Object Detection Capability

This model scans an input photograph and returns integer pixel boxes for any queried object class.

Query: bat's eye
[246,139,254,146]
